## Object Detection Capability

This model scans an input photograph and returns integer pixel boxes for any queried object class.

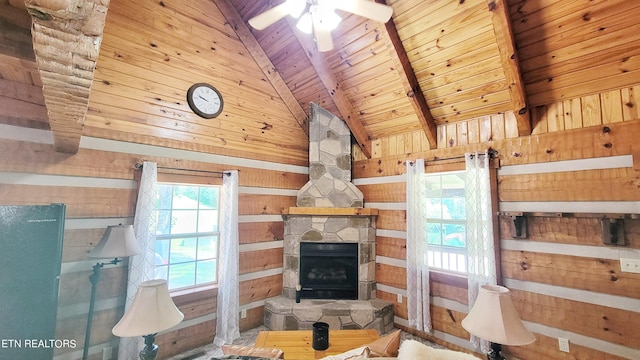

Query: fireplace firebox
[299,242,358,300]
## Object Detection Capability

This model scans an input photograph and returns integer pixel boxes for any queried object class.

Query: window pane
[443,197,465,220]
[198,210,219,233]
[155,265,168,281]
[197,236,217,260]
[156,210,172,236]
[155,239,170,264]
[426,198,442,218]
[157,185,173,209]
[199,187,219,209]
[170,237,197,263]
[173,186,198,210]
[168,262,196,290]
[196,259,217,284]
[427,223,442,245]
[443,224,465,247]
[171,210,198,234]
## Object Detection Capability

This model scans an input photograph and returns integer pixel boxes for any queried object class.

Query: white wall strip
[499,201,640,214]
[239,240,283,252]
[239,267,283,282]
[167,313,216,333]
[0,172,137,188]
[61,258,128,275]
[393,317,475,353]
[80,136,308,174]
[64,217,133,230]
[365,202,405,210]
[0,124,53,144]
[376,283,406,297]
[504,278,640,313]
[377,229,406,239]
[238,214,283,223]
[376,255,406,268]
[498,155,633,176]
[57,297,124,319]
[523,320,638,359]
[241,299,267,311]
[431,296,468,314]
[353,174,405,185]
[239,186,297,196]
[501,239,624,260]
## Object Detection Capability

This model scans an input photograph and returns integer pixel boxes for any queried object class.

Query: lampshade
[88,224,141,259]
[112,279,184,337]
[461,284,535,346]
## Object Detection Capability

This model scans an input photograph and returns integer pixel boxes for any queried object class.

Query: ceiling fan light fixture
[285,0,307,18]
[296,12,313,34]
[314,4,341,31]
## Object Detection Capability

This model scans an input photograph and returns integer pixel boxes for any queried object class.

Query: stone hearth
[264,297,394,334]
[265,103,393,332]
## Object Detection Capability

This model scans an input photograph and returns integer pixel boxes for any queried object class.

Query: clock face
[187,83,223,119]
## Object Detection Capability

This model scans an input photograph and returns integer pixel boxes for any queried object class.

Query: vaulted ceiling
[2,0,639,161]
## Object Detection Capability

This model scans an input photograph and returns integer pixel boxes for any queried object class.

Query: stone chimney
[297,103,364,208]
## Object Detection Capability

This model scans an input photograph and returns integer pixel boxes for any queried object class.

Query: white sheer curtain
[465,151,497,352]
[213,170,240,346]
[405,159,432,332]
[118,161,158,359]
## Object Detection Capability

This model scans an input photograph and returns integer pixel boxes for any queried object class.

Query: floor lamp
[112,279,184,360]
[461,284,535,360]
[83,224,141,360]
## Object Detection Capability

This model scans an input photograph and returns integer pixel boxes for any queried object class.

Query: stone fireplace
[264,103,394,334]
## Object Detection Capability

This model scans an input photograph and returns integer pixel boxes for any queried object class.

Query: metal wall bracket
[601,218,626,246]
[510,215,528,239]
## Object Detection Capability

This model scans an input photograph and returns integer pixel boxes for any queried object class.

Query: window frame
[423,161,501,286]
[154,182,222,293]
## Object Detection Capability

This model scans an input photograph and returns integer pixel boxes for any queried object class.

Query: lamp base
[486,342,505,360]
[139,334,159,360]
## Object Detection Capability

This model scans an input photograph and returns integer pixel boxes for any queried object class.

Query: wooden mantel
[283,207,379,216]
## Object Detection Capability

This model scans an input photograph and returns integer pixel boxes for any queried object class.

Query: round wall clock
[186,83,224,119]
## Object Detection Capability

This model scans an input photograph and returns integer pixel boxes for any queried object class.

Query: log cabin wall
[0,125,305,359]
[0,0,308,358]
[353,85,640,359]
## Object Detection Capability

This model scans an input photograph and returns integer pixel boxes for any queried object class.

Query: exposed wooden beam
[487,0,531,136]
[214,0,310,137]
[376,0,437,149]
[286,19,372,159]
[25,0,108,153]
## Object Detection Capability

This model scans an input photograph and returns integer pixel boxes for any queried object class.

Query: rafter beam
[215,0,310,136]
[26,0,108,153]
[376,0,437,149]
[487,0,531,136]
[286,19,372,159]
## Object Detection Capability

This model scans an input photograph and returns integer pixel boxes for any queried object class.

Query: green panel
[0,204,66,359]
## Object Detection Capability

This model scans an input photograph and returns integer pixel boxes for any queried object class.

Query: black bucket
[312,322,329,350]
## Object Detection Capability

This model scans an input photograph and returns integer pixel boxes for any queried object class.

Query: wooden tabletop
[254,329,379,359]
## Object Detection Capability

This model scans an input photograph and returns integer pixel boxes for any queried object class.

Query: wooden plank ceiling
[1,0,640,159]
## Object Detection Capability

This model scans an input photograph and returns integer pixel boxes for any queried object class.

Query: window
[154,184,220,291]
[425,171,467,273]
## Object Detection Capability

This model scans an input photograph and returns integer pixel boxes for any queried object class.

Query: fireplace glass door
[299,242,358,300]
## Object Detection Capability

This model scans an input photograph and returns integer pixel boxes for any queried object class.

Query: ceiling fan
[248,0,393,52]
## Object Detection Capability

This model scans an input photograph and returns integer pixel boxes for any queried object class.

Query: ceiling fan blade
[313,24,334,52]
[248,3,290,30]
[334,0,393,23]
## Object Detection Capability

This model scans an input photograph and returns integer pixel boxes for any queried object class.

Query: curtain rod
[424,147,498,163]
[134,163,232,177]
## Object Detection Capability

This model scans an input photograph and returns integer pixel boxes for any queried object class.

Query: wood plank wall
[0,126,305,360]
[353,85,640,359]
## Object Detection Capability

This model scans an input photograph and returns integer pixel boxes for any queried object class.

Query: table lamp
[461,284,535,360]
[112,279,184,360]
[83,224,141,360]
